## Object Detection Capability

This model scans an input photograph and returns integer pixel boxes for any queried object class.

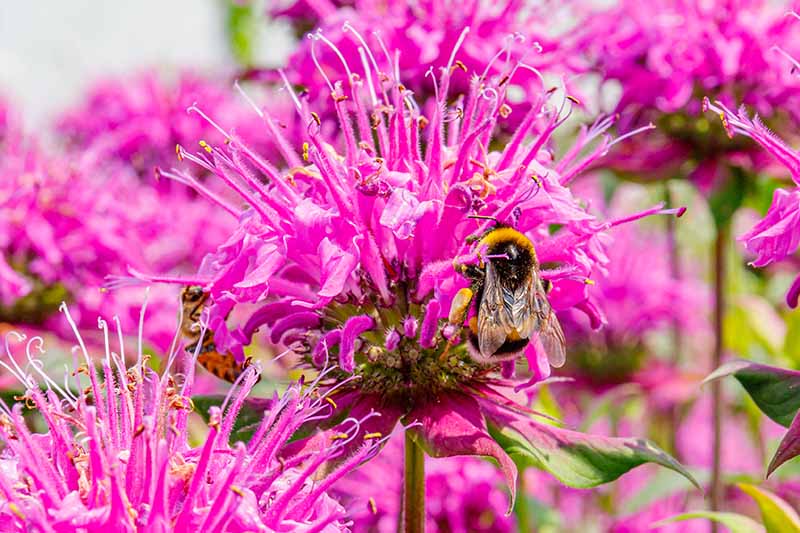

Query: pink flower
[268,0,578,114]
[56,71,270,177]
[0,94,235,350]
[137,32,697,502]
[334,431,515,532]
[558,182,707,390]
[0,304,378,531]
[577,0,800,185]
[704,99,800,307]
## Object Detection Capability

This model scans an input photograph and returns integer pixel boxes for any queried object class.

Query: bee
[181,286,256,383]
[449,220,566,367]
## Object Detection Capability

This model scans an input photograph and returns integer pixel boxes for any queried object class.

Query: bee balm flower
[140,29,698,503]
[0,303,379,531]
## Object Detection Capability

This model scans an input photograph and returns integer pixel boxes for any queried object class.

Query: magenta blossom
[704,99,800,307]
[56,71,273,177]
[559,182,707,388]
[576,0,800,187]
[265,1,584,136]
[334,431,514,532]
[0,303,380,531]
[0,119,232,350]
[135,33,698,502]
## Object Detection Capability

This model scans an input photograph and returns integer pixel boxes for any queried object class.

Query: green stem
[403,430,425,533]
[514,475,531,533]
[710,221,728,533]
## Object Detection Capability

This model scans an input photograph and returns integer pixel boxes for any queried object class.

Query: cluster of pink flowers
[0,305,380,531]
[132,22,700,512]
[577,0,800,189]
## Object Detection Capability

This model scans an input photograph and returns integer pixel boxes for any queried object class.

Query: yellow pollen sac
[499,104,512,118]
[364,432,382,440]
[302,142,310,162]
[199,140,212,154]
[368,497,378,514]
[324,396,338,409]
[9,503,24,520]
[584,278,595,285]
[311,112,321,126]
[566,95,581,105]
[230,485,245,497]
[175,144,183,161]
[330,432,350,441]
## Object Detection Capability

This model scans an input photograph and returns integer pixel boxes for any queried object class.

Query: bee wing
[514,275,567,368]
[478,261,515,357]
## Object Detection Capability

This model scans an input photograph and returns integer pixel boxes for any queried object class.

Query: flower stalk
[404,430,426,533]
[710,219,728,530]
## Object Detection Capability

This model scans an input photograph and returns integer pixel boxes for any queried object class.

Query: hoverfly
[449,221,566,367]
[181,286,256,383]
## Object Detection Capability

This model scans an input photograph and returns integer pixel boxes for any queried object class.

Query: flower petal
[405,392,518,513]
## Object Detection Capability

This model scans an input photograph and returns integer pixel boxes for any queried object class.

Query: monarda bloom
[0,100,233,351]
[143,31,698,501]
[0,304,379,531]
[704,99,800,308]
[56,71,269,178]
[575,0,800,189]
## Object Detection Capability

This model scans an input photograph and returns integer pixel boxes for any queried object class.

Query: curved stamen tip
[675,206,687,218]
[701,96,711,113]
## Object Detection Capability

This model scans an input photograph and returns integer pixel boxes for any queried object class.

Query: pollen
[566,95,581,105]
[175,144,183,161]
[199,140,212,154]
[364,432,382,440]
[230,485,245,497]
[330,432,350,441]
[368,497,378,514]
[302,142,310,162]
[8,503,24,520]
[311,112,321,126]
[584,278,595,285]
[325,396,338,409]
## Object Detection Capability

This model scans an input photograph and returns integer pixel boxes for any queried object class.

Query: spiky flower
[268,0,580,112]
[0,98,233,350]
[138,28,698,501]
[704,98,800,307]
[0,303,380,531]
[576,0,800,188]
[56,71,269,179]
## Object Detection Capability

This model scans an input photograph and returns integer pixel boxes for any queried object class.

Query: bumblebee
[449,222,566,367]
[181,286,256,383]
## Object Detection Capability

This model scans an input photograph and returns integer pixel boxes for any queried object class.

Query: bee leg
[453,261,484,281]
[440,288,474,362]
[448,287,474,325]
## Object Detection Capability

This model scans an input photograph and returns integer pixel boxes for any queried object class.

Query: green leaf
[706,361,800,427]
[193,394,272,443]
[654,511,765,533]
[738,483,800,533]
[486,413,700,490]
[226,0,258,67]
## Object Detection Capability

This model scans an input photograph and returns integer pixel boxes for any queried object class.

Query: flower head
[704,99,800,307]
[56,71,269,178]
[140,30,697,502]
[0,303,379,531]
[577,0,800,186]
[0,101,234,350]
[269,0,579,111]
